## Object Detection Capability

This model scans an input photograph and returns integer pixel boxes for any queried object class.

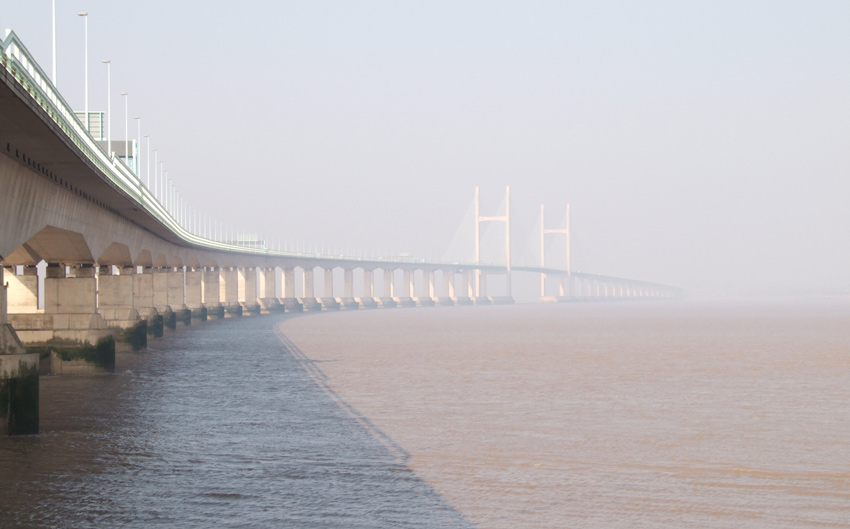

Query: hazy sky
[3,1,849,296]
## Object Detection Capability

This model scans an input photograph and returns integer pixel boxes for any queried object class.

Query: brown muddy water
[1,298,848,528]
[280,298,850,528]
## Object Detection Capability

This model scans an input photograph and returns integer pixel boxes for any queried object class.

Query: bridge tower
[474,186,511,302]
[540,203,571,300]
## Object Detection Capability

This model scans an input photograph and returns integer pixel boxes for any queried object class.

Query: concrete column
[258,267,280,313]
[302,268,314,298]
[441,270,452,297]
[453,270,472,305]
[416,270,435,307]
[300,267,320,311]
[238,268,259,315]
[560,275,570,298]
[397,269,415,307]
[319,268,340,310]
[322,268,333,299]
[358,269,377,308]
[185,268,206,321]
[402,270,412,298]
[282,268,295,298]
[153,267,169,311]
[4,265,38,313]
[474,269,492,305]
[134,267,162,337]
[343,269,353,298]
[437,269,454,306]
[362,269,374,298]
[167,267,190,326]
[279,267,301,312]
[221,268,241,317]
[204,267,224,318]
[379,268,396,308]
[383,269,393,298]
[338,268,357,309]
[259,268,276,299]
[98,265,146,351]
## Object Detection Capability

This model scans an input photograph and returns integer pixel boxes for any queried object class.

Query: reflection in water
[281,298,850,529]
[0,314,473,528]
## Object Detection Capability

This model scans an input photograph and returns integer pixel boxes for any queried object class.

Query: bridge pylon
[540,203,571,301]
[474,186,512,303]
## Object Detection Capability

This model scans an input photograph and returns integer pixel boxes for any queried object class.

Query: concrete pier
[258,268,281,313]
[1,265,39,435]
[239,268,260,315]
[221,268,242,317]
[203,268,224,319]
[185,268,207,321]
[167,268,191,326]
[9,264,115,375]
[135,267,163,336]
[98,265,146,352]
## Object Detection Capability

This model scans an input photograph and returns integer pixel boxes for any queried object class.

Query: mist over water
[2,299,847,527]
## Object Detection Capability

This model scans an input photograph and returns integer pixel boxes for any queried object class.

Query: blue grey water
[0,314,473,528]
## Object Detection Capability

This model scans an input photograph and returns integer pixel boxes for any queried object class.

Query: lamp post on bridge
[78,12,88,131]
[145,135,150,188]
[102,60,111,155]
[51,0,57,85]
[134,116,141,177]
[152,150,158,197]
[121,92,128,166]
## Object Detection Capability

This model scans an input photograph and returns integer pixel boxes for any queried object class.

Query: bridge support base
[190,305,208,321]
[396,297,416,308]
[259,298,283,314]
[299,298,321,312]
[339,297,360,310]
[138,308,163,337]
[356,297,378,309]
[8,314,115,375]
[378,297,397,308]
[1,324,39,435]
[280,298,303,312]
[319,298,340,311]
[490,296,515,305]
[240,302,262,316]
[101,309,148,352]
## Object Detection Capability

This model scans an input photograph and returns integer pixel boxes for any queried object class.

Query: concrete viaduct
[0,31,682,435]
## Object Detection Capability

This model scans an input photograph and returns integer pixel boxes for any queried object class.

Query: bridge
[0,30,682,435]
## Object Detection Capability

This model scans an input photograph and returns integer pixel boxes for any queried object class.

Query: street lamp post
[145,135,150,188]
[121,92,128,166]
[102,60,111,155]
[78,12,88,131]
[153,150,158,197]
[134,116,141,176]
[52,0,57,85]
